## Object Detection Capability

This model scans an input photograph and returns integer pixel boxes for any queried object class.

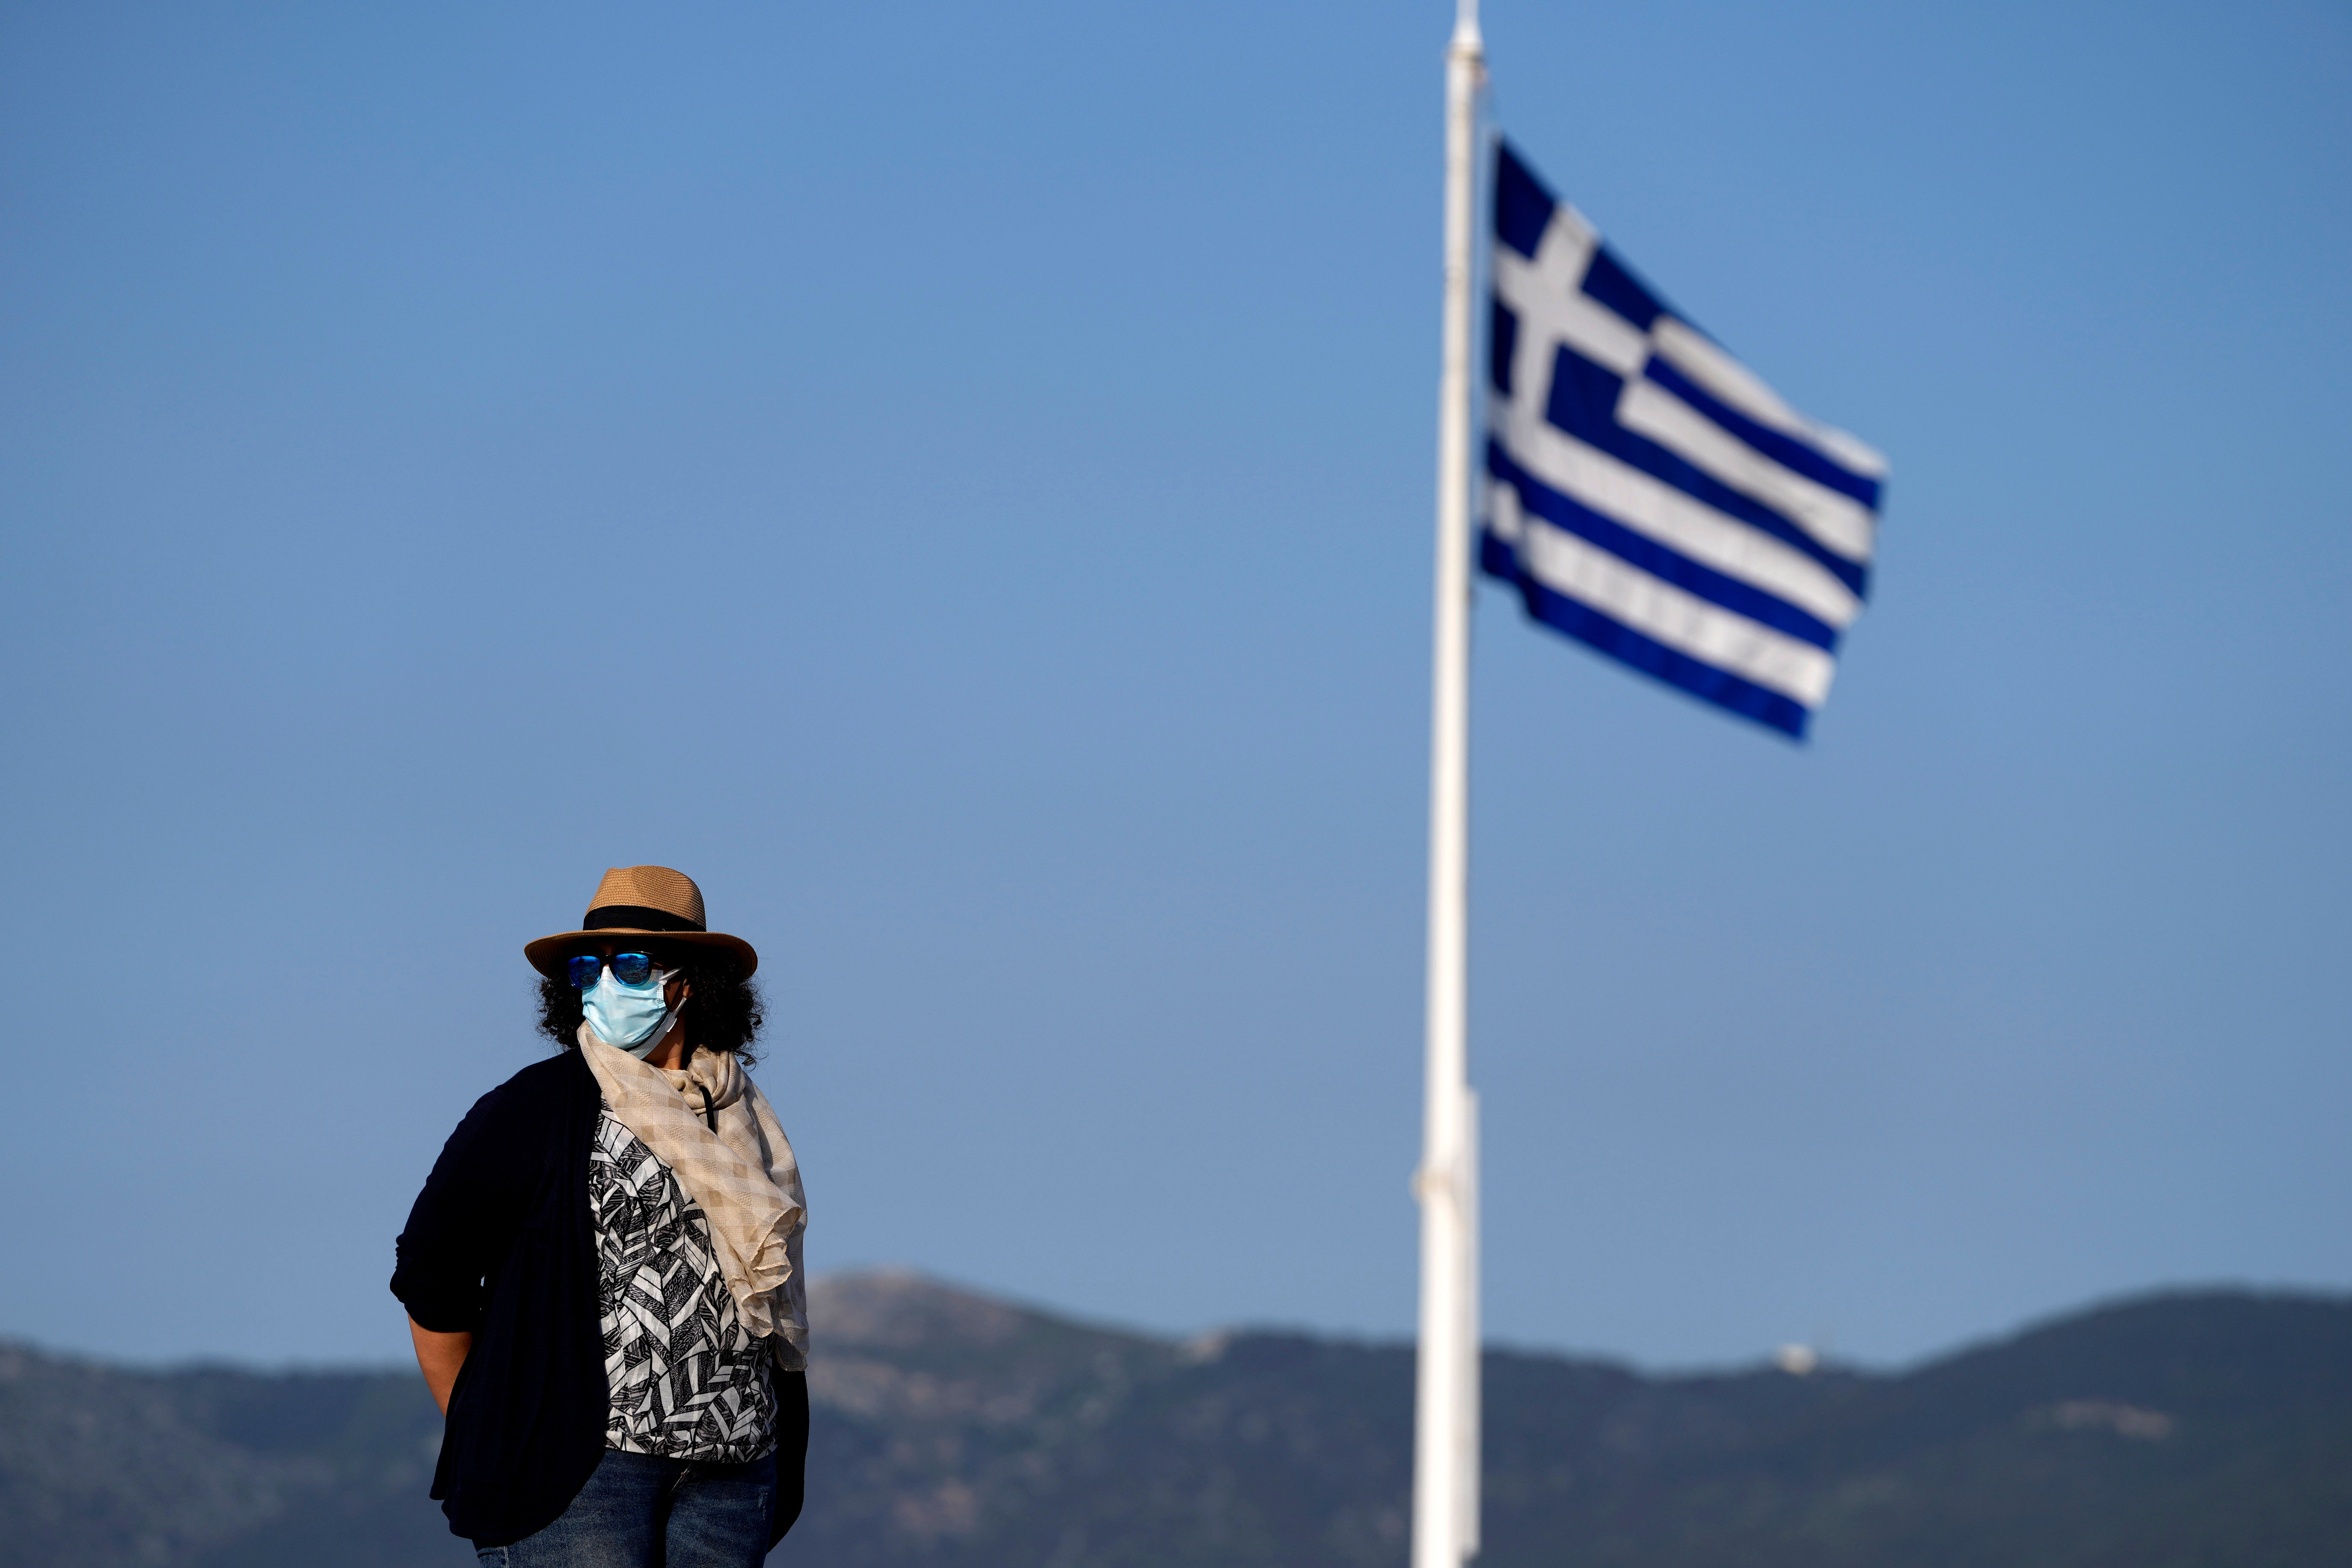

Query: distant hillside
[0,1276,2345,1567]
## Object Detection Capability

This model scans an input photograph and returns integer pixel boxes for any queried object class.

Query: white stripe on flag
[1494,403,1864,629]
[1492,484,1838,705]
[1647,319,1888,480]
[1615,377,1879,563]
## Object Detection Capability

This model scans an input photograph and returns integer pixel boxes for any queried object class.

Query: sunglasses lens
[567,955,603,989]
[610,952,655,986]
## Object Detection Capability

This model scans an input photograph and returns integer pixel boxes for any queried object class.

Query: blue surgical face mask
[582,963,680,1059]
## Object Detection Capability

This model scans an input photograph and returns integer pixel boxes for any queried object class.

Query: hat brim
[525,928,759,981]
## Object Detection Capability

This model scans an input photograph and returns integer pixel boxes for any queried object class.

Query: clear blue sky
[3,0,2346,1371]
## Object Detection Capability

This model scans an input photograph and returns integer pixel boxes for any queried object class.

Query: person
[392,865,810,1566]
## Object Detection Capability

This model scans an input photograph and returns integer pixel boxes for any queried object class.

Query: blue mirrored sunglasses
[568,951,659,989]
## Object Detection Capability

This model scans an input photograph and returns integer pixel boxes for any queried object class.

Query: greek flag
[1483,142,1886,738]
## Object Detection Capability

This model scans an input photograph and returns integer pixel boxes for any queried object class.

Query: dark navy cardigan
[391,1049,807,1549]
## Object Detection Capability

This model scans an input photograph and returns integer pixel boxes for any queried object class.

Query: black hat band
[582,904,706,934]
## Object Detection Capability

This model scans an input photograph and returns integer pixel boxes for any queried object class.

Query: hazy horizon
[9,1266,2347,1387]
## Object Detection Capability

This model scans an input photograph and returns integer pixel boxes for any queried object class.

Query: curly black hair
[537,948,767,1067]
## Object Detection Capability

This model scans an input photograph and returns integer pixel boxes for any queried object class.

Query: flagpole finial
[1452,0,1483,53]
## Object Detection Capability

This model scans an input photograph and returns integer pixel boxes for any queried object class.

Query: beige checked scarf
[578,1025,809,1370]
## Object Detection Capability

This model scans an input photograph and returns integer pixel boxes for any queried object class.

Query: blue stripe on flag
[1489,300,1519,397]
[1493,143,1555,260]
[1542,345,1871,598]
[1486,438,1839,650]
[1580,245,1666,331]
[1480,530,1812,738]
[1641,354,1883,508]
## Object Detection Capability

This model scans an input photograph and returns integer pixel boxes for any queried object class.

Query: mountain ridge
[0,1274,2345,1567]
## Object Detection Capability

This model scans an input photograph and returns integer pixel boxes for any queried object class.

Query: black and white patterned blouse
[587,1105,777,1461]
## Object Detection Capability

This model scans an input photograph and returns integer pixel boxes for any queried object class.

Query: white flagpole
[1413,4,1483,1568]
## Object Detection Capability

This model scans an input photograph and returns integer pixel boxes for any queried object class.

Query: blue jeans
[477,1447,777,1567]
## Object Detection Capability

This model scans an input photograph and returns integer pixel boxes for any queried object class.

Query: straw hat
[525,865,759,980]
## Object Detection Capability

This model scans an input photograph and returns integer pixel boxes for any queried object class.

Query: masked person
[392,866,810,1566]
